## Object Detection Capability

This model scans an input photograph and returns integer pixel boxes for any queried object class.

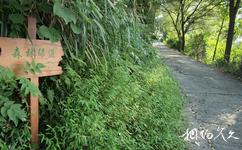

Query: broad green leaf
[1,101,14,117]
[37,3,53,13]
[53,1,77,24]
[7,107,18,126]
[13,104,27,121]
[0,66,15,81]
[1,107,8,117]
[24,60,45,74]
[7,104,26,126]
[9,14,25,24]
[70,23,81,34]
[38,25,60,43]
[47,89,54,102]
[0,96,8,107]
[18,77,41,96]
[38,25,51,39]
[36,63,45,73]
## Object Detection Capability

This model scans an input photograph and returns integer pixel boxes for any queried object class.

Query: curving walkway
[155,43,242,150]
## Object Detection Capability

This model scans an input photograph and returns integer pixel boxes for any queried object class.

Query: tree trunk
[224,0,241,62]
[177,30,185,52]
[181,30,185,52]
[177,37,182,51]
[175,29,182,51]
[224,12,236,62]
[180,0,185,52]
[212,18,224,62]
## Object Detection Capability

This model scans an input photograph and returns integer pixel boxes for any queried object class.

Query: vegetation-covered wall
[0,0,185,149]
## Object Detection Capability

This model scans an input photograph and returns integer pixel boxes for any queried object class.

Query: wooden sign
[0,16,64,148]
[0,37,64,78]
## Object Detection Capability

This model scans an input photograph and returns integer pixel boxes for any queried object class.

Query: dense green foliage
[0,0,185,149]
[0,66,41,149]
[39,50,185,149]
[158,0,242,77]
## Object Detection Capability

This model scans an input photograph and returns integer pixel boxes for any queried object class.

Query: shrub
[166,38,179,49]
[186,34,207,62]
[0,66,39,149]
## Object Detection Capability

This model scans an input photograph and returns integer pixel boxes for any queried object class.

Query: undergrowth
[0,0,185,149]
[39,49,185,150]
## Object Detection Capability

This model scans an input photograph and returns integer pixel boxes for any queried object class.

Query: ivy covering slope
[0,0,185,149]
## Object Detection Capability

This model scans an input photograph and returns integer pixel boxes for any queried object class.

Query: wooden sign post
[0,16,64,148]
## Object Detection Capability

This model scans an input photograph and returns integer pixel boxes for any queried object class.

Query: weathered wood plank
[0,37,64,77]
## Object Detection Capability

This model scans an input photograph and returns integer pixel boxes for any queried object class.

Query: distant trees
[212,18,225,62]
[136,0,161,39]
[126,0,160,40]
[160,0,242,63]
[160,0,222,51]
[212,3,228,62]
[136,0,160,27]
[224,0,241,62]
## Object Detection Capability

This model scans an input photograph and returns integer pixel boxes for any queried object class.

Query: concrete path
[155,43,242,150]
